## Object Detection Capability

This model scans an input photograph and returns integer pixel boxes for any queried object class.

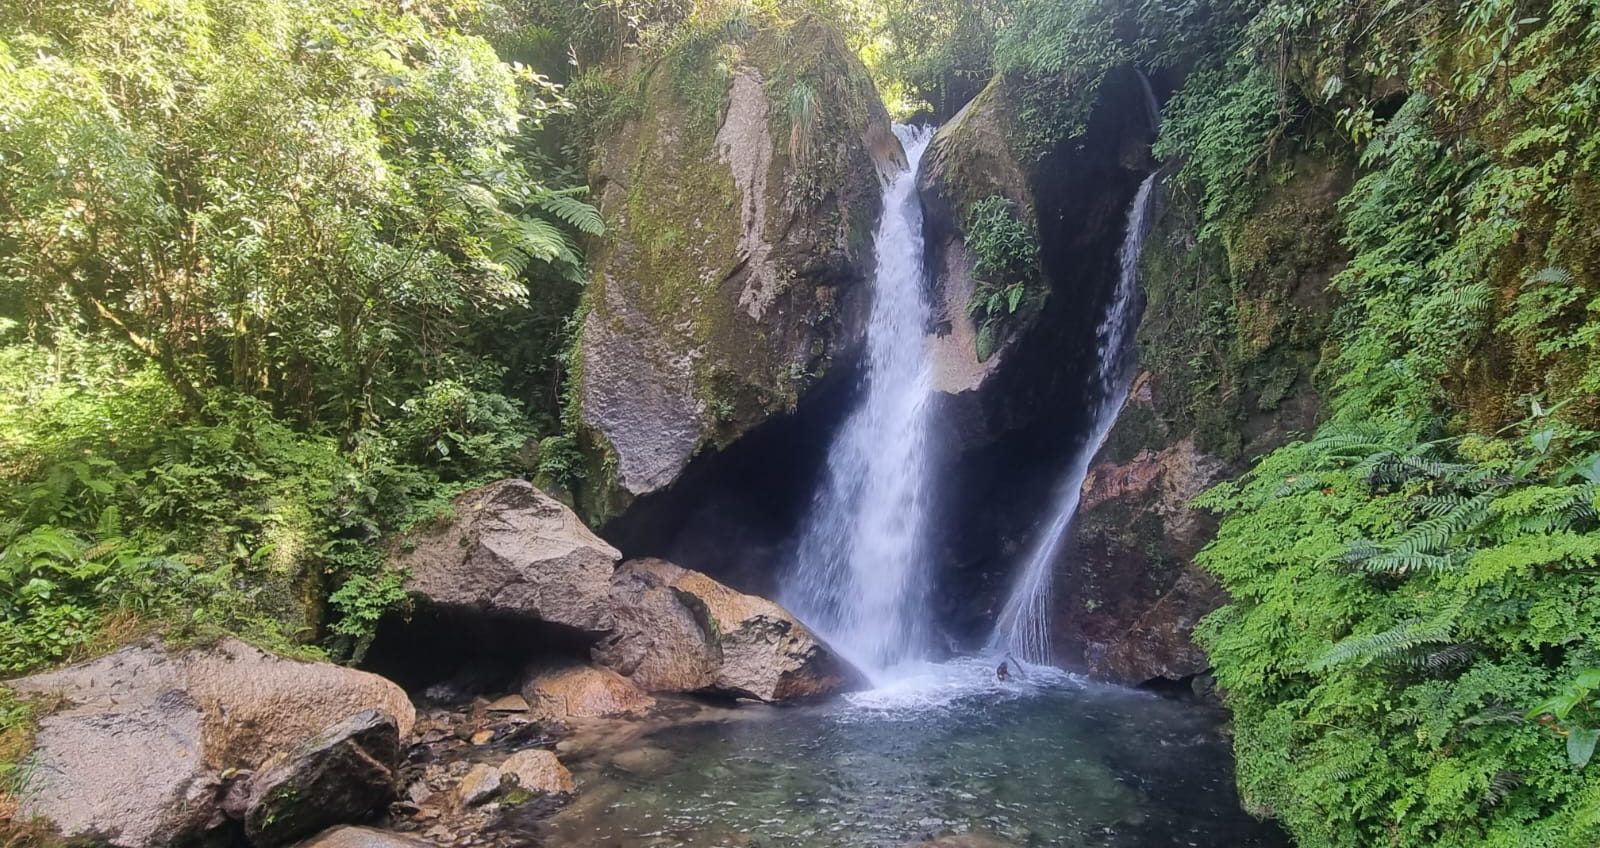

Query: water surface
[542,660,1287,848]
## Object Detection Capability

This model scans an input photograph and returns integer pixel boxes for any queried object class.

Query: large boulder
[573,15,903,520]
[391,480,619,634]
[591,558,721,692]
[917,78,1036,397]
[7,637,414,848]
[594,558,861,701]
[519,663,655,721]
[243,710,403,846]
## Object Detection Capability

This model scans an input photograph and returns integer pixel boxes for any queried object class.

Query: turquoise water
[540,660,1287,848]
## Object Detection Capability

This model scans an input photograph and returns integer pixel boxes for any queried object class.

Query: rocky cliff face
[1055,156,1349,684]
[574,17,902,521]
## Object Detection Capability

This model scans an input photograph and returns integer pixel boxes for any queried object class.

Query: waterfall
[989,170,1161,664]
[783,124,937,680]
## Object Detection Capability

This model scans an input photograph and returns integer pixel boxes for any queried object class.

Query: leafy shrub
[1195,414,1600,847]
[963,195,1042,360]
[388,380,536,482]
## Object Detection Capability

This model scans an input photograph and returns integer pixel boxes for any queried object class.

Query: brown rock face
[8,638,414,848]
[519,663,656,721]
[392,480,619,634]
[594,558,862,701]
[1050,433,1229,684]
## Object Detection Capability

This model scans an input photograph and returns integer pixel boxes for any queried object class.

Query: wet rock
[297,825,442,848]
[1060,432,1232,684]
[7,637,414,848]
[499,749,575,797]
[520,663,655,721]
[391,479,619,634]
[608,746,673,777]
[455,764,502,807]
[244,710,403,846]
[593,558,861,701]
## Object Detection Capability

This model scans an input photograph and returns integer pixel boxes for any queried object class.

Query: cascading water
[783,124,937,681]
[989,171,1162,664]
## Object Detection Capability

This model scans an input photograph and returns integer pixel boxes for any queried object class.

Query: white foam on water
[836,655,1083,720]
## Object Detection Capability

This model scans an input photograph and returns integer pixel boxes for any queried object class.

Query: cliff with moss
[573,14,903,522]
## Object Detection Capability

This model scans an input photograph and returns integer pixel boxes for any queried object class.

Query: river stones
[391,479,619,634]
[455,763,503,807]
[520,662,655,721]
[7,637,414,848]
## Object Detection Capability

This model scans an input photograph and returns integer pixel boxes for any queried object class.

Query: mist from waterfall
[988,170,1161,664]
[783,124,937,682]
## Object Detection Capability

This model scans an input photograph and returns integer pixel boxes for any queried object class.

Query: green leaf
[1568,726,1598,768]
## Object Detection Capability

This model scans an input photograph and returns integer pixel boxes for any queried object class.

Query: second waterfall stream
[783,124,937,681]
[989,171,1162,664]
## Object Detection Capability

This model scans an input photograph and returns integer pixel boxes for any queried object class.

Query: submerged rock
[7,637,414,848]
[392,479,619,634]
[594,558,862,701]
[243,710,403,846]
[520,663,655,721]
[298,826,441,848]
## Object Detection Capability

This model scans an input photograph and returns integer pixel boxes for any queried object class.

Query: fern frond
[533,193,604,236]
[1361,550,1464,575]
[1311,619,1455,671]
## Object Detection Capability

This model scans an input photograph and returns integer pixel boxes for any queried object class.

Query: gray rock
[243,710,402,846]
[454,764,501,807]
[8,637,414,848]
[574,18,898,512]
[296,825,441,848]
[392,480,619,633]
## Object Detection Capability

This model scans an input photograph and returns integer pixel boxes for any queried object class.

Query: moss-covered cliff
[573,14,902,522]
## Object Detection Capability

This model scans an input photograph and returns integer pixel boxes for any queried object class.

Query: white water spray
[989,170,1162,664]
[784,125,937,681]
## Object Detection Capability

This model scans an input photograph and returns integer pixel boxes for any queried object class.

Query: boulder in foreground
[7,637,414,848]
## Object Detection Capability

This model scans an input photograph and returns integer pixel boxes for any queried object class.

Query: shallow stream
[539,659,1287,848]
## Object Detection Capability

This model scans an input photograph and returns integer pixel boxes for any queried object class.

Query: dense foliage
[0,0,603,669]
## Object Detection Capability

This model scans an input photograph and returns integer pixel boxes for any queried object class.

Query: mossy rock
[572,15,898,522]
